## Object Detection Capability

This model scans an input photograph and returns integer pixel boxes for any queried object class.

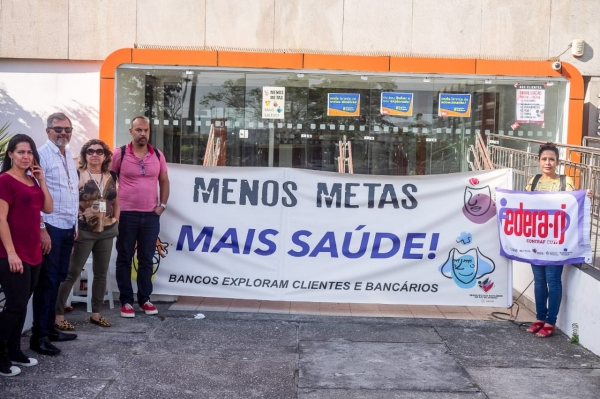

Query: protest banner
[134,166,512,306]
[496,188,592,265]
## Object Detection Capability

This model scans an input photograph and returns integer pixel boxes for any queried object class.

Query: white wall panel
[0,0,69,59]
[274,0,343,51]
[137,0,206,47]
[342,0,412,54]
[69,0,137,60]
[0,60,101,153]
[205,0,273,49]
[411,0,482,56]
[481,0,551,59]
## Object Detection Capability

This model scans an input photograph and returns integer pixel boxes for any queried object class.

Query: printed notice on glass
[381,93,414,116]
[262,87,285,119]
[327,93,360,117]
[511,84,545,130]
[438,94,471,118]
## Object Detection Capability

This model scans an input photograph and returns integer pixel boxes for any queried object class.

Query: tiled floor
[169,296,537,322]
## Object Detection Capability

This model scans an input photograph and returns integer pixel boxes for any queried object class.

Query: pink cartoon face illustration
[462,186,496,224]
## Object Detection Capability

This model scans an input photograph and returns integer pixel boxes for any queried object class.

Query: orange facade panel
[132,49,218,67]
[475,60,561,78]
[567,99,584,146]
[99,48,585,149]
[390,57,476,75]
[218,51,303,69]
[303,54,389,72]
[99,78,115,148]
[561,62,584,100]
[100,48,132,79]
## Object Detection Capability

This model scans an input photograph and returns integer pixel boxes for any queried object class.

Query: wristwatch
[160,203,168,210]
[40,222,46,229]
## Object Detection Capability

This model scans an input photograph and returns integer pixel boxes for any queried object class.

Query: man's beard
[52,138,69,147]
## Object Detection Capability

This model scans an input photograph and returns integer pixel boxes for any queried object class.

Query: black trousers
[0,259,40,355]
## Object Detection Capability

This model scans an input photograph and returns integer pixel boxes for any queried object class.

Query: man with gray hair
[30,113,79,356]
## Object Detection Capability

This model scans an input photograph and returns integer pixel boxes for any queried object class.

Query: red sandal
[526,321,545,334]
[535,325,556,338]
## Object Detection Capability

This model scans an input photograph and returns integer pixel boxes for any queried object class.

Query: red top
[111,143,168,212]
[0,173,45,265]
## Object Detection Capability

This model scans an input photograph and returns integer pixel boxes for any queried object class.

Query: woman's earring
[10,158,13,167]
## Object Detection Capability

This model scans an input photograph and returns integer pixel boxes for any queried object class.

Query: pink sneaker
[120,304,135,318]
[141,301,158,315]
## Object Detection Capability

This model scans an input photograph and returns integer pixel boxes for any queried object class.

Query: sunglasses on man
[48,126,73,133]
[86,148,105,156]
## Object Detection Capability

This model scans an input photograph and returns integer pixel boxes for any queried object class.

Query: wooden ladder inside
[203,123,222,166]
[338,135,354,174]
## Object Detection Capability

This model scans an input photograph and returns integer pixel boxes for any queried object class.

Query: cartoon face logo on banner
[438,247,496,289]
[462,180,496,224]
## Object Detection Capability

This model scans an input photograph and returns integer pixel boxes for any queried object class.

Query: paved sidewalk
[1,301,599,399]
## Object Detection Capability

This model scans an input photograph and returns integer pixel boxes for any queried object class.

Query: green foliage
[0,122,13,160]
[570,334,580,344]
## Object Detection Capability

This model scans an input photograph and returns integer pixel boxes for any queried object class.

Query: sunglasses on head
[86,148,105,156]
[49,126,73,133]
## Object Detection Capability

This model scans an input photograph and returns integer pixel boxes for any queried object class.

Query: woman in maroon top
[0,134,53,377]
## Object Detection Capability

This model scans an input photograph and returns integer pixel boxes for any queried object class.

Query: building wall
[0,59,102,152]
[0,0,599,76]
[513,261,600,355]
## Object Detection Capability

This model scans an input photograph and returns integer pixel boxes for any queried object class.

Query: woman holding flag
[525,142,593,338]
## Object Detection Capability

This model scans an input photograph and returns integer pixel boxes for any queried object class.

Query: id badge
[98,200,107,213]
[68,180,75,194]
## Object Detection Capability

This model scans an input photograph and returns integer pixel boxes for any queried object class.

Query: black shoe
[29,337,61,356]
[48,330,77,342]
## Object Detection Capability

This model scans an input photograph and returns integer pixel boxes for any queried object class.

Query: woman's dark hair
[538,142,559,158]
[1,134,41,174]
[78,139,112,173]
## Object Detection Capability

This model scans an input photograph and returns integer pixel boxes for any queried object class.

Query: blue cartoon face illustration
[439,248,495,289]
[452,250,477,284]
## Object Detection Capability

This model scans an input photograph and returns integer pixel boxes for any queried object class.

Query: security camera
[551,61,562,71]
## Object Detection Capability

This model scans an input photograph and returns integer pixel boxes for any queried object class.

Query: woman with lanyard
[55,139,120,329]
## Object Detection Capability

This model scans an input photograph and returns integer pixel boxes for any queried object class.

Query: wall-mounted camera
[551,61,562,72]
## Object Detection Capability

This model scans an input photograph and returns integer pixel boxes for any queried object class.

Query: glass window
[115,67,568,175]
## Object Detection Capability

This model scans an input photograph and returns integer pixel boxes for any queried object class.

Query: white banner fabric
[149,165,513,307]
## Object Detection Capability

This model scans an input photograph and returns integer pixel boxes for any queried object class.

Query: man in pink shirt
[111,116,170,317]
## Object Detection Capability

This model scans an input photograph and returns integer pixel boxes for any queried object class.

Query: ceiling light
[423,77,431,83]
[484,79,493,84]
[546,81,555,86]
[185,70,194,75]
[361,76,368,81]
[297,73,304,78]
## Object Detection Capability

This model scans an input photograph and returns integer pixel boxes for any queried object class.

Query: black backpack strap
[155,149,161,160]
[109,170,118,182]
[117,145,126,177]
[560,175,566,191]
[531,174,542,191]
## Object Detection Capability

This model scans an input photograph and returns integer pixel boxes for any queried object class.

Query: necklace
[87,170,104,198]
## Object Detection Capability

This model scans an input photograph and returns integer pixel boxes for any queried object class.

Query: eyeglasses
[139,160,146,175]
[49,126,73,133]
[86,148,105,156]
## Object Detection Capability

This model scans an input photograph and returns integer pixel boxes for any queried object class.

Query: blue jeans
[115,211,160,306]
[32,224,75,338]
[531,264,564,325]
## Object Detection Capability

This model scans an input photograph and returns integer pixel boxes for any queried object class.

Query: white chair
[66,257,114,313]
